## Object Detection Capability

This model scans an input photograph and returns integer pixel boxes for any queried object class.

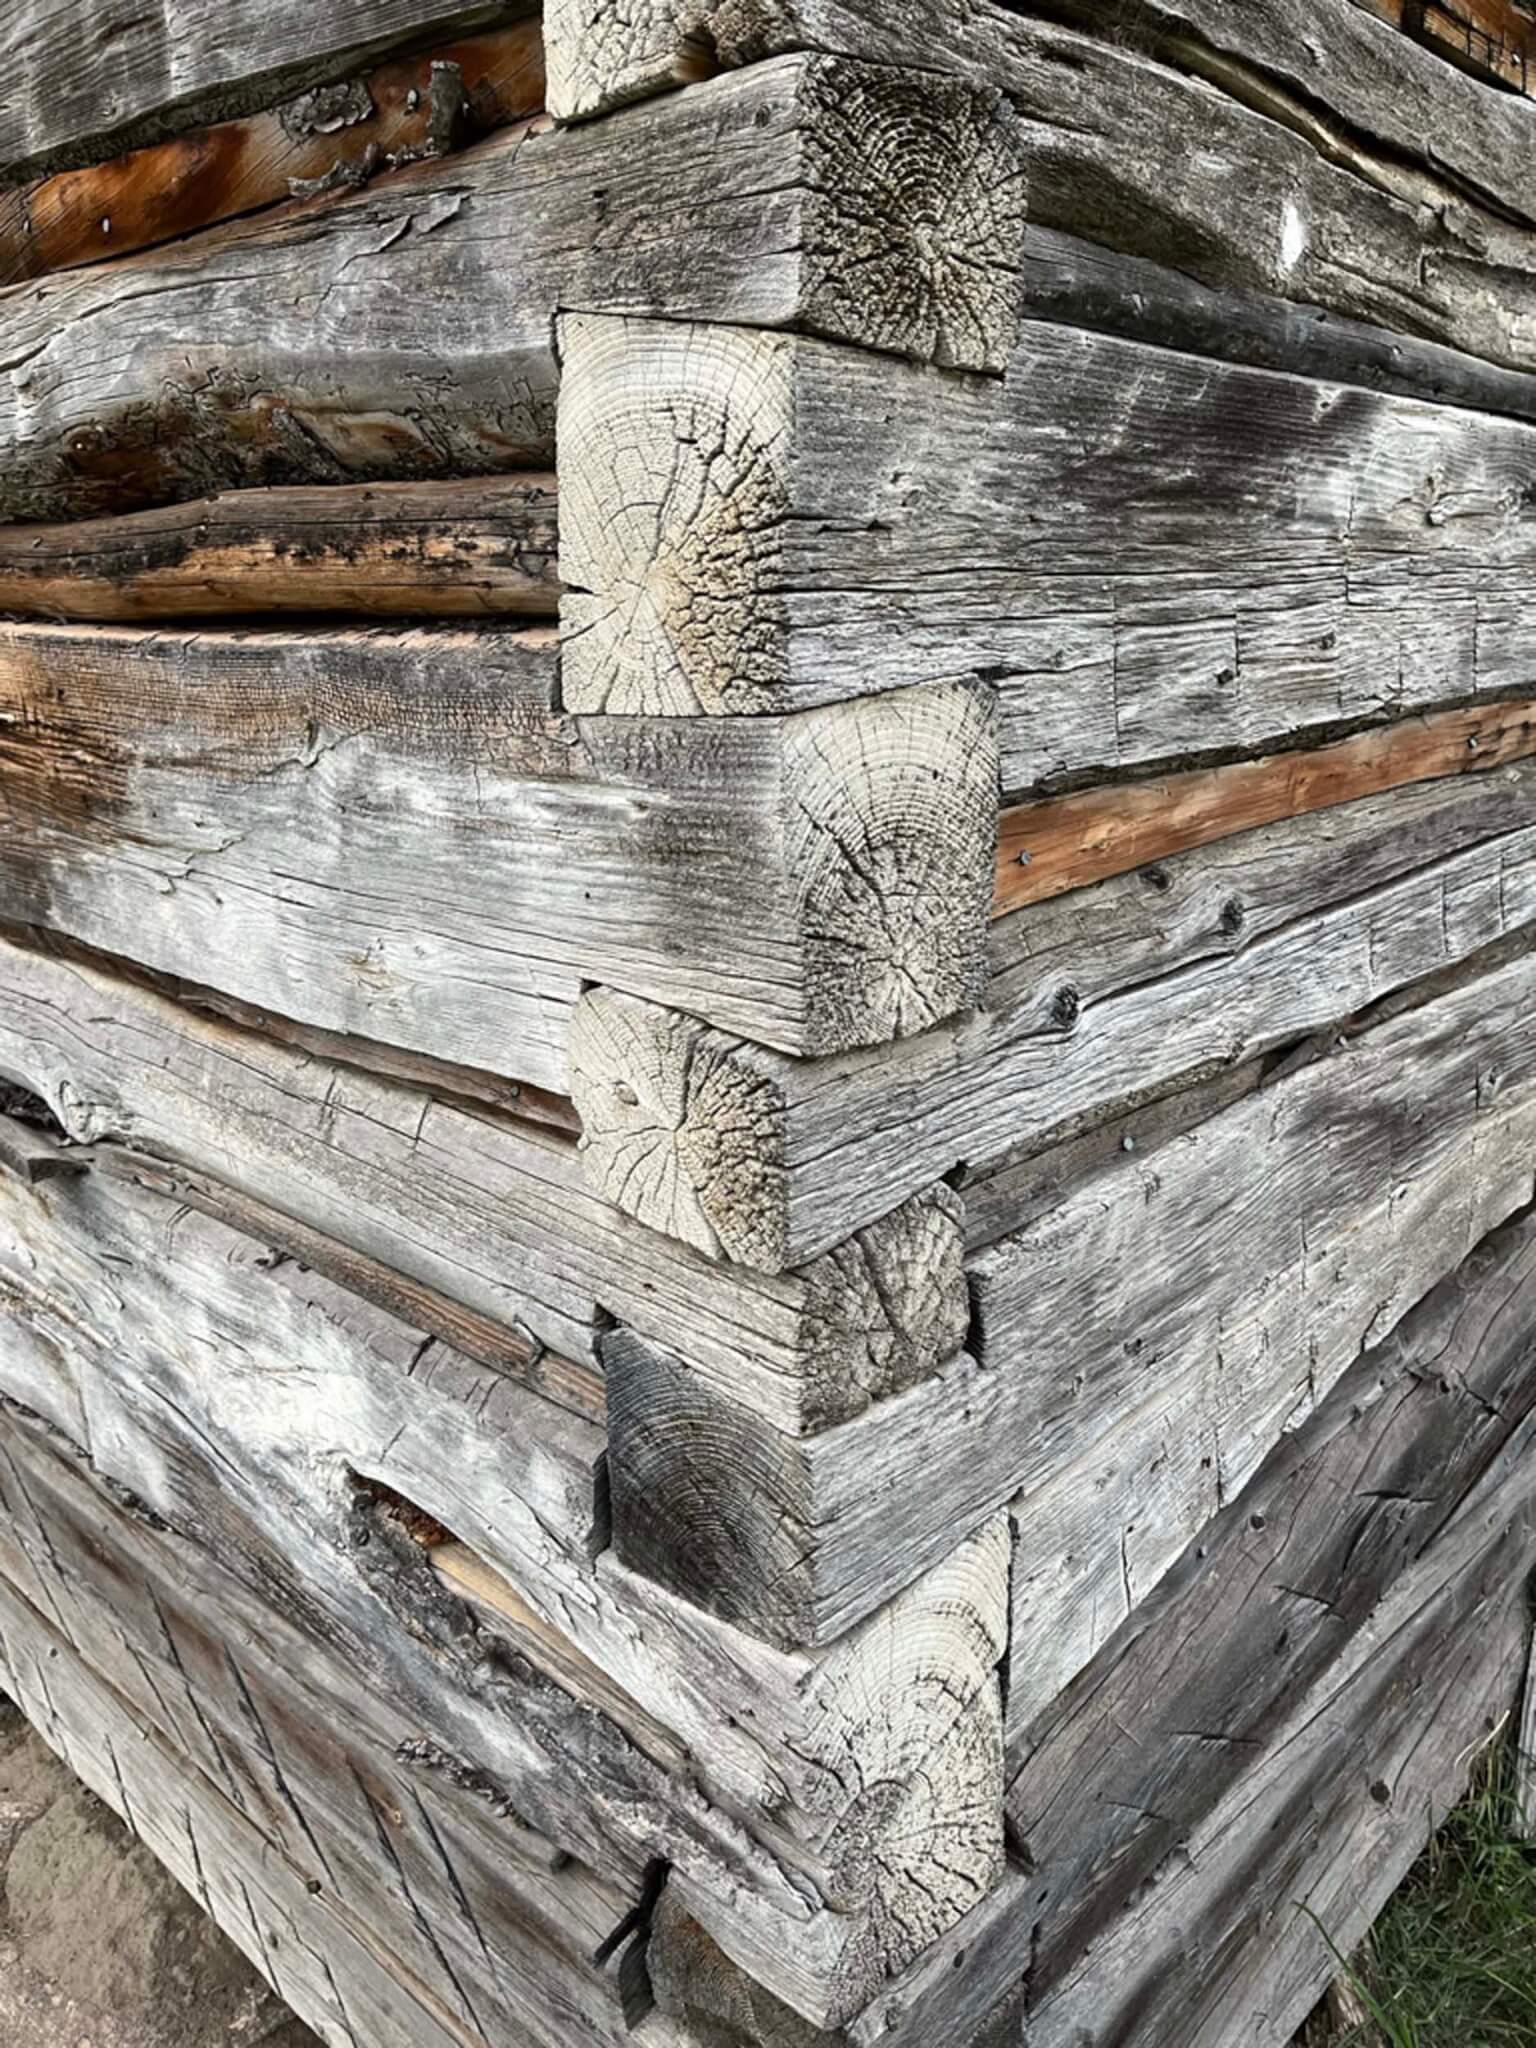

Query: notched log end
[558,314,793,716]
[797,58,1026,375]
[788,680,1001,1056]
[653,1521,1010,2026]
[569,988,792,1271]
[544,0,726,122]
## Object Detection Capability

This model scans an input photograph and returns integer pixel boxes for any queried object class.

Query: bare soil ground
[0,1697,317,2048]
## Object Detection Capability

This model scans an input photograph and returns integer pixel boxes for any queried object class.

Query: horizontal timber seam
[994,698,1536,917]
[543,0,1536,379]
[0,478,561,622]
[0,22,547,283]
[0,54,1023,527]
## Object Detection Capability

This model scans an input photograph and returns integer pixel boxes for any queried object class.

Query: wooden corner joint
[655,1517,1012,2031]
[546,27,1025,372]
[558,307,1019,717]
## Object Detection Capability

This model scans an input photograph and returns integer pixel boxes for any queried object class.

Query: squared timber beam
[0,53,1023,525]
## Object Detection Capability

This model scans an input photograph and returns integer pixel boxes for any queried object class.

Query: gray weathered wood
[0,623,996,1072]
[0,1428,657,2048]
[573,765,1536,1270]
[987,937,1536,1741]
[1006,1200,1536,2000]
[0,54,1021,525]
[546,0,1536,377]
[0,1155,1010,2025]
[0,932,969,1434]
[603,942,1536,1664]
[0,0,535,187]
[559,313,1536,776]
[1017,224,1536,430]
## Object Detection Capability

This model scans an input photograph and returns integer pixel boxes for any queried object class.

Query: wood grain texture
[558,314,1536,778]
[851,1282,1536,2048]
[0,1222,1011,2031]
[1017,224,1536,429]
[987,937,1536,1740]
[0,624,995,1074]
[0,0,535,185]
[545,0,1536,377]
[1003,1200,1536,2011]
[0,22,546,283]
[0,933,970,1435]
[0,1414,659,2048]
[0,54,1021,526]
[572,764,1536,1270]
[994,698,1536,916]
[0,477,559,620]
[604,940,1536,1671]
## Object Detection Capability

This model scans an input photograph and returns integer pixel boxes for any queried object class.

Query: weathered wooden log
[1018,225,1536,429]
[1003,1199,1536,2008]
[573,764,1536,1270]
[558,314,1536,772]
[0,477,559,620]
[0,0,537,185]
[0,624,996,1074]
[0,933,969,1435]
[604,1336,1019,1649]
[603,942,1536,1659]
[0,1581,549,2048]
[0,1420,657,2048]
[846,1276,1536,2048]
[994,698,1536,916]
[0,23,546,283]
[545,0,1536,378]
[0,1145,1011,2021]
[986,936,1536,1741]
[0,55,1023,526]
[1044,0,1536,230]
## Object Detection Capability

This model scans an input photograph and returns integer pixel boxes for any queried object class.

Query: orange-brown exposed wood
[0,21,546,285]
[994,699,1536,918]
[0,476,559,621]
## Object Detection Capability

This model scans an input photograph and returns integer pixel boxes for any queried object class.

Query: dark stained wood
[0,0,538,187]
[995,698,1536,917]
[0,22,546,284]
[0,476,559,620]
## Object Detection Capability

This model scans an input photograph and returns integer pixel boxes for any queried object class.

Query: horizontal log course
[558,314,1536,764]
[0,934,970,1435]
[845,1214,1536,2048]
[573,762,1536,1270]
[0,54,1023,526]
[0,1417,658,2048]
[545,0,1536,379]
[994,697,1536,915]
[0,22,546,284]
[0,1580,541,2048]
[0,1188,1012,2027]
[0,477,559,620]
[0,0,536,186]
[0,623,997,1074]
[600,937,1536,1661]
[1004,1200,1536,2019]
[987,935,1536,1741]
[1018,225,1536,430]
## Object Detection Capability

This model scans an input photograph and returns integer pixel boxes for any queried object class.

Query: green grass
[1309,1741,1536,2047]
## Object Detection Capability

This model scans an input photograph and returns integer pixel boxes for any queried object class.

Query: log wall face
[2,4,1535,2047]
